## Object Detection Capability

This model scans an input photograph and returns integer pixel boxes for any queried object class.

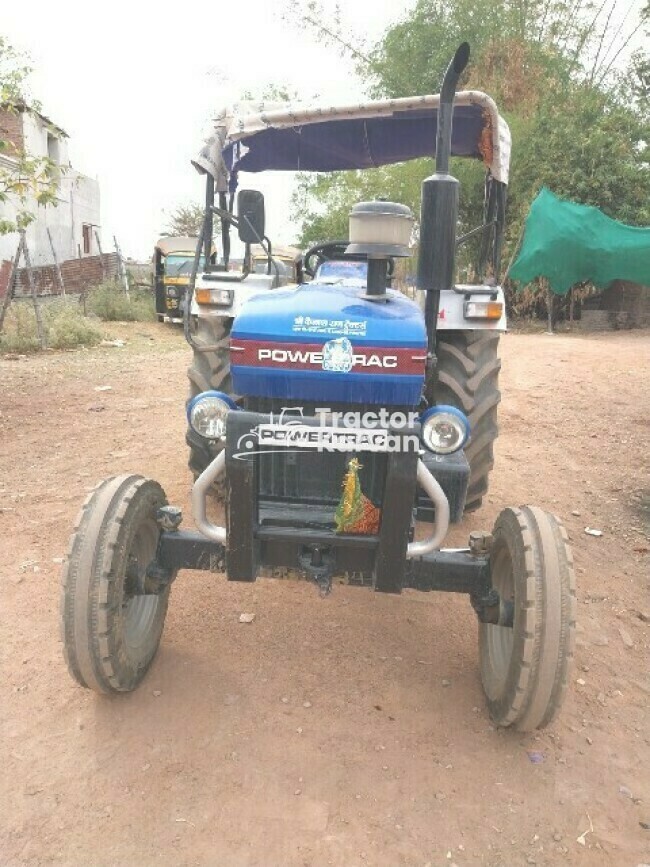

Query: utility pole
[95,230,107,281]
[22,233,47,349]
[114,235,130,298]
[47,228,65,296]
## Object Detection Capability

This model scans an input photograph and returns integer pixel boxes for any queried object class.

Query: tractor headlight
[187,391,237,439]
[420,405,470,454]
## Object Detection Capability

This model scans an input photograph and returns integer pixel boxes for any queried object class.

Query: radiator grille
[243,397,401,508]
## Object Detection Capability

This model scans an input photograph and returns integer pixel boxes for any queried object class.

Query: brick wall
[0,107,24,155]
[0,252,120,298]
[600,281,650,329]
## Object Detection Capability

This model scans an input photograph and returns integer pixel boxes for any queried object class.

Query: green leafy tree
[512,88,650,228]
[290,0,649,297]
[294,161,432,247]
[164,202,206,237]
[0,36,58,235]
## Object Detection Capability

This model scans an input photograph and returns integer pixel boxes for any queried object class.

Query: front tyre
[479,506,576,731]
[60,475,171,694]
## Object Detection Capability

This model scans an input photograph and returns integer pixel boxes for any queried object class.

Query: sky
[3,0,646,261]
[3,0,408,260]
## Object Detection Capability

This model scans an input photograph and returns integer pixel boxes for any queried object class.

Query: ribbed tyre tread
[479,506,576,730]
[60,475,170,694]
[431,331,501,511]
[186,317,234,496]
[187,317,233,396]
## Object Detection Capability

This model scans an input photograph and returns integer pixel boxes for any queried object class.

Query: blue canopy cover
[194,91,510,191]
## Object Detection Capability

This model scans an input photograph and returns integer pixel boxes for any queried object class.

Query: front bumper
[190,410,470,592]
[154,527,493,601]
[147,409,512,620]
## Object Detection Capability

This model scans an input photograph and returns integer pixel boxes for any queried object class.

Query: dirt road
[1,324,648,867]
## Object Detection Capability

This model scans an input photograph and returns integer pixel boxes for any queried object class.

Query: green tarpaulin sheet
[509,187,650,295]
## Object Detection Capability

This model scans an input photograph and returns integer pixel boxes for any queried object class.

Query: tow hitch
[299,544,335,596]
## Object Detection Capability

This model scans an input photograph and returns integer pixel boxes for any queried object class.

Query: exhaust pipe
[417,43,470,349]
[434,42,470,175]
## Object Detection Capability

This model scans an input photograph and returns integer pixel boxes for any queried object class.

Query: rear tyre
[60,475,170,694]
[479,506,576,731]
[186,316,234,496]
[430,330,500,511]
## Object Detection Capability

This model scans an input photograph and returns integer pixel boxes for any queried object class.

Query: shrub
[47,303,104,349]
[0,299,103,353]
[0,303,42,352]
[88,281,155,322]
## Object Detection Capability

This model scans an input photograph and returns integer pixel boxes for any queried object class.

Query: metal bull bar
[189,410,451,591]
[191,446,450,558]
[192,451,227,544]
[147,409,506,620]
[142,411,506,625]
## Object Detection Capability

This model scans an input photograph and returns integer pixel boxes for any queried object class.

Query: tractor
[61,45,575,731]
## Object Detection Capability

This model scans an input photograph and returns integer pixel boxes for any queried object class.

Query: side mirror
[237,190,265,243]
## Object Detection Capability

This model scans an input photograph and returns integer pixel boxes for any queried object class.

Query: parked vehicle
[61,45,575,731]
[154,236,215,323]
[251,243,303,282]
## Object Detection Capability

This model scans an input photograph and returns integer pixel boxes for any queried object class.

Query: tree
[512,87,650,228]
[629,2,649,107]
[290,0,650,290]
[164,202,207,237]
[293,162,429,247]
[0,37,58,236]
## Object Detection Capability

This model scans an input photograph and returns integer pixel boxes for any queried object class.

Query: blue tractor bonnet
[193,91,511,192]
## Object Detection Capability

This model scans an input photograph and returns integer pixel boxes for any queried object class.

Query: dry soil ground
[0,323,648,867]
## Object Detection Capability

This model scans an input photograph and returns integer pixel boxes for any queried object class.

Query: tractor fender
[419,286,507,331]
[190,272,279,319]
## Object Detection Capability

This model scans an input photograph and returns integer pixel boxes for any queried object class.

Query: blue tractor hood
[230,282,427,406]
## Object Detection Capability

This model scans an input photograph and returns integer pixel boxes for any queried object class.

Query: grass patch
[88,281,156,322]
[0,299,104,353]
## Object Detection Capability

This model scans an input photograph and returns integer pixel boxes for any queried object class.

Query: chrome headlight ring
[187,391,238,439]
[420,405,470,455]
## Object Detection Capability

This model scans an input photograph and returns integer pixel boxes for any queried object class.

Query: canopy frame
[194,90,511,191]
[192,89,510,282]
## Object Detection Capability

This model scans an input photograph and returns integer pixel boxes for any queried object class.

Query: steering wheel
[303,241,355,277]
[303,240,396,279]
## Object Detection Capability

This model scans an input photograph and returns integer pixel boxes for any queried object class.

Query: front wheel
[479,506,576,731]
[60,475,171,694]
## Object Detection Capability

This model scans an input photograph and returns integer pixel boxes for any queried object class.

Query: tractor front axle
[143,523,510,626]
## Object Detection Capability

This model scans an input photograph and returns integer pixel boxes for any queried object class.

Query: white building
[0,104,101,267]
